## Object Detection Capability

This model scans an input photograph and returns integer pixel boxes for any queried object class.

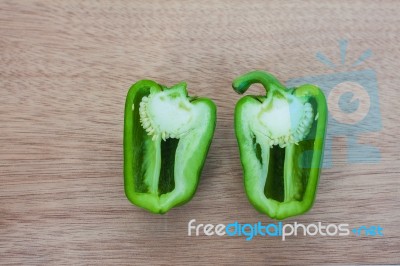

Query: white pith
[251,93,313,148]
[139,90,195,141]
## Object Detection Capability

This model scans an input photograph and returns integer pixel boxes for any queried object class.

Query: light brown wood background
[1,0,399,265]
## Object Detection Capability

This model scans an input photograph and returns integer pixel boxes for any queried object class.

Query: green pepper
[233,71,327,220]
[124,80,216,214]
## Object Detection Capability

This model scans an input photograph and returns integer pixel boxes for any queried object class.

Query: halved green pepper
[124,80,216,214]
[233,71,327,220]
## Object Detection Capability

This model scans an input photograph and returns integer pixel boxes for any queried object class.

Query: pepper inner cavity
[264,145,285,202]
[158,138,178,195]
[255,95,314,202]
[139,87,195,195]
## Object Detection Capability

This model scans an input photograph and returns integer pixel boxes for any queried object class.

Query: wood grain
[1,0,399,265]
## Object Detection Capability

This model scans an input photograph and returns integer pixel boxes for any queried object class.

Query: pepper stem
[232,70,286,95]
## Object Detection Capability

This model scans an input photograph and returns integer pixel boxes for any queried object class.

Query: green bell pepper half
[124,80,216,214]
[233,71,327,220]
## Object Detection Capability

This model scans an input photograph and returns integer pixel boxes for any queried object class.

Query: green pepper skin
[233,71,327,220]
[124,80,216,214]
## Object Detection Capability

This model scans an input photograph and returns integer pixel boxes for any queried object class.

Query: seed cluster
[139,94,187,141]
[139,95,163,141]
[265,102,314,148]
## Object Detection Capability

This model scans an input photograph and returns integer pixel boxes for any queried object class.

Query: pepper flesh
[124,80,216,214]
[233,71,327,220]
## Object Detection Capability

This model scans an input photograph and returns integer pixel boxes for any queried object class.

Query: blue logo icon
[286,39,382,167]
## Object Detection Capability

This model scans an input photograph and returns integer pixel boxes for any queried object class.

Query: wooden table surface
[1,1,399,265]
